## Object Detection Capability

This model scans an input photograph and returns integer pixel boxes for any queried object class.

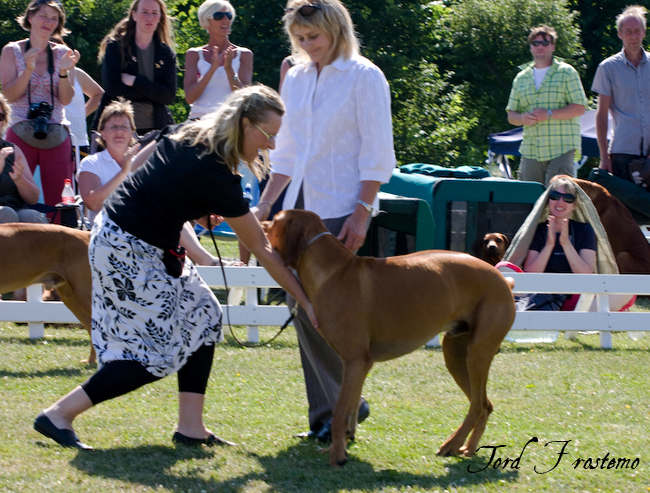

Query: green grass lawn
[0,319,648,493]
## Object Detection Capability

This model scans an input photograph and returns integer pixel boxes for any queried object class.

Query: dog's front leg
[329,356,373,467]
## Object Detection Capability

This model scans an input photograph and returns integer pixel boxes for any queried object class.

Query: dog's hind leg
[329,354,373,467]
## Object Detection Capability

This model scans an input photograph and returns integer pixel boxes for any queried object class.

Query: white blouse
[271,54,396,220]
[76,149,124,224]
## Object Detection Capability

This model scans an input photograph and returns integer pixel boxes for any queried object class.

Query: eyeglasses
[531,40,551,47]
[548,191,576,203]
[0,113,5,122]
[254,124,276,143]
[285,4,322,17]
[212,11,233,21]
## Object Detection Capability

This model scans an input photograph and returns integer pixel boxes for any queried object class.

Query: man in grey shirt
[592,5,650,181]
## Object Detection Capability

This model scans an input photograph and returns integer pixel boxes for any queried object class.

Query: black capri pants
[81,344,215,405]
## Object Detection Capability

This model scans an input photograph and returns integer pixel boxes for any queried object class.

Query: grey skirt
[89,212,223,377]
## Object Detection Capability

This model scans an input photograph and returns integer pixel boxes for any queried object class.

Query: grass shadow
[0,367,87,378]
[0,335,90,348]
[68,442,517,492]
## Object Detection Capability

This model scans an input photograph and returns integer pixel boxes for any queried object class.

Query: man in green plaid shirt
[507,26,588,186]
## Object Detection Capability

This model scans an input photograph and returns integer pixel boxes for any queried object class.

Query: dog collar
[306,231,332,247]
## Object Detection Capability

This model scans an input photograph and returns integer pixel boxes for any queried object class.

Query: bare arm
[252,172,292,221]
[337,180,381,251]
[184,48,218,105]
[0,43,34,103]
[236,49,253,86]
[595,94,612,172]
[2,146,40,204]
[75,68,104,117]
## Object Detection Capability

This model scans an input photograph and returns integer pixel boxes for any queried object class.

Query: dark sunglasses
[0,113,5,122]
[212,11,233,21]
[548,190,576,203]
[285,4,322,16]
[531,40,551,47]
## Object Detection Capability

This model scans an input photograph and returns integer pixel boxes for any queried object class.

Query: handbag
[11,120,69,149]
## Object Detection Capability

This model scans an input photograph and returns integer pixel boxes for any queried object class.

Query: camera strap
[24,39,55,111]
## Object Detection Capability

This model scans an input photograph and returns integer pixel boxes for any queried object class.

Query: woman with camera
[92,0,176,136]
[0,0,77,214]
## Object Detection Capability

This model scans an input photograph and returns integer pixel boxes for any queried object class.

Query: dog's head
[262,209,329,268]
[472,233,510,266]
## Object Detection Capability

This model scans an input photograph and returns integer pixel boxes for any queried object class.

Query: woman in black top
[34,85,317,450]
[92,0,176,135]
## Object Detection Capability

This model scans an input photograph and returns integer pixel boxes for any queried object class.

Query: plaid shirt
[507,58,588,161]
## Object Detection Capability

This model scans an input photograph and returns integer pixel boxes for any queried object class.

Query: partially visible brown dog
[566,177,650,273]
[263,210,515,467]
[0,223,94,364]
[472,233,510,266]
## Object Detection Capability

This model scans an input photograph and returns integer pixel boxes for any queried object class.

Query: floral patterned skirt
[89,213,223,377]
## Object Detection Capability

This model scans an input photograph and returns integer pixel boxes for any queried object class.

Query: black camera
[28,101,53,140]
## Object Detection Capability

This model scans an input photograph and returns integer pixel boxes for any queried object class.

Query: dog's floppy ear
[502,234,511,251]
[279,212,310,268]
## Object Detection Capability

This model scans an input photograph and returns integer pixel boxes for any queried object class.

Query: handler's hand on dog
[337,212,368,252]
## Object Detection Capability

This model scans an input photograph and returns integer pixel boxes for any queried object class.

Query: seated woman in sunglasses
[184,0,252,119]
[501,175,631,312]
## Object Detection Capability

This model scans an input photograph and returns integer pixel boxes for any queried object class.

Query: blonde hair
[96,97,137,148]
[617,5,647,31]
[98,0,174,63]
[283,0,359,65]
[171,85,284,180]
[197,0,236,30]
[0,93,11,138]
[18,0,69,42]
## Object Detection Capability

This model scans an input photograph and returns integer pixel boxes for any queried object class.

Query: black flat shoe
[172,431,236,447]
[34,412,93,450]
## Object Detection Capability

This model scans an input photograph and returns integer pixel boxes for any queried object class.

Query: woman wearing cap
[33,85,317,450]
[92,0,176,136]
[253,0,396,441]
[184,0,252,119]
[0,0,77,213]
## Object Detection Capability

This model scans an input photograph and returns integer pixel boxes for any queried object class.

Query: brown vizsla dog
[472,233,510,266]
[568,177,650,273]
[0,223,94,364]
[263,210,515,467]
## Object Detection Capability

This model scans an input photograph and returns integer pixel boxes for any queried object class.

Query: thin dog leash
[206,216,295,348]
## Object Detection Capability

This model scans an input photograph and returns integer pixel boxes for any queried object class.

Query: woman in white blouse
[254,0,396,441]
[184,0,252,119]
[77,98,139,225]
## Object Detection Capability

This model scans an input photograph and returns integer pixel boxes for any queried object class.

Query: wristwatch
[547,109,553,120]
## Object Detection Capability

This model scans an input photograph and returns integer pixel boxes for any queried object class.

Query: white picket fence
[2,268,649,349]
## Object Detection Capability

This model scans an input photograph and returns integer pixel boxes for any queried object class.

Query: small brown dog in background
[263,210,515,467]
[472,233,510,266]
[0,223,94,364]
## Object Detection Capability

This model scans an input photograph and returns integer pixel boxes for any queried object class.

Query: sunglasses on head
[285,4,322,17]
[548,190,576,203]
[531,40,551,47]
[212,11,232,21]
